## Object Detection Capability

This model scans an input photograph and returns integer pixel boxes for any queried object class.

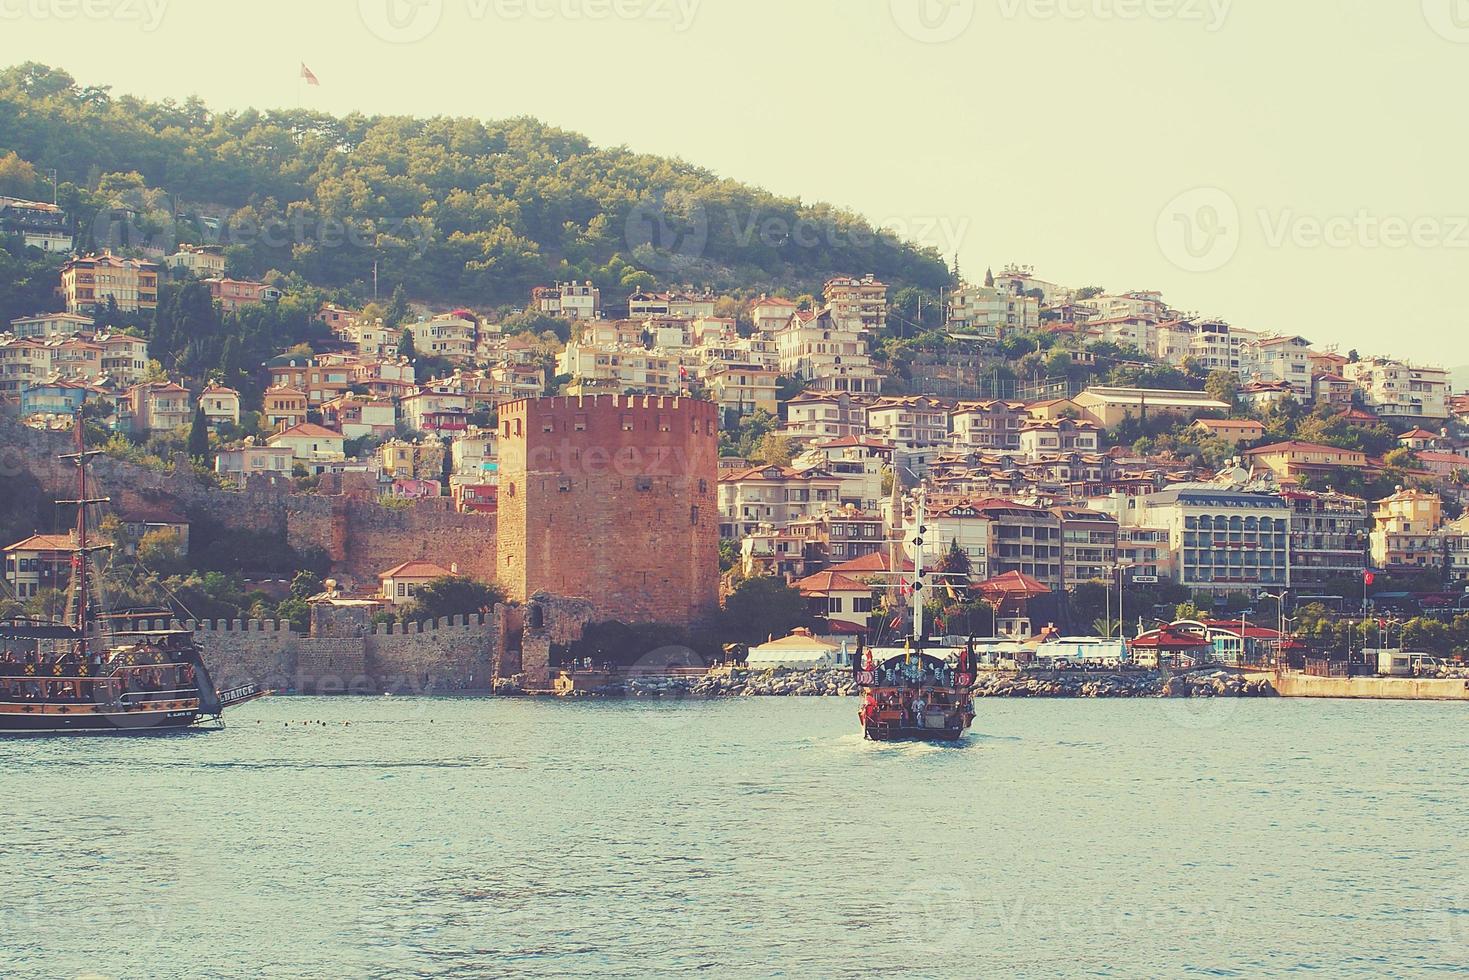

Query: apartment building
[1284,489,1368,586]
[775,307,883,395]
[751,295,798,333]
[165,244,228,277]
[121,381,192,435]
[8,312,95,340]
[1124,487,1291,593]
[823,275,888,333]
[1018,418,1103,459]
[946,283,1039,336]
[0,197,72,252]
[951,400,1028,451]
[1246,335,1314,399]
[409,313,477,363]
[1052,506,1119,587]
[865,397,952,450]
[199,277,282,313]
[199,385,241,428]
[533,281,601,321]
[705,362,779,425]
[792,437,892,512]
[60,253,162,315]
[783,392,871,442]
[717,465,844,539]
[1342,357,1450,422]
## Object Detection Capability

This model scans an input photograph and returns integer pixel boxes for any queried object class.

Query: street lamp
[1258,590,1291,666]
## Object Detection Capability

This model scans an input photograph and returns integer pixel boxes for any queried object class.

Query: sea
[2,696,1468,978]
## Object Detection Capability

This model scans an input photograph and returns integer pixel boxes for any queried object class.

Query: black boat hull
[863,722,968,743]
[0,705,204,735]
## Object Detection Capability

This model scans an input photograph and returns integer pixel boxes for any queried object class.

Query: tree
[289,569,325,600]
[398,328,417,362]
[405,576,505,622]
[721,576,808,645]
[1204,369,1241,411]
[936,540,972,581]
[0,151,39,197]
[983,267,995,288]
[136,530,187,576]
[754,432,793,467]
[187,405,210,461]
[385,284,409,327]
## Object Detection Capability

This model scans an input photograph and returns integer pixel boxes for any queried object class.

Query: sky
[3,0,1467,367]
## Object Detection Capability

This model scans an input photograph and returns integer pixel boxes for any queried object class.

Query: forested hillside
[0,62,949,308]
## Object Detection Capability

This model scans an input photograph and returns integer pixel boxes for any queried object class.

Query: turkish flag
[1364,571,1376,586]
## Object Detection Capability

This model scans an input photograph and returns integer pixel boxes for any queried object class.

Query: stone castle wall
[139,612,514,696]
[2,418,495,588]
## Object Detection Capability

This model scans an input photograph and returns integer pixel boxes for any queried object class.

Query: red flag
[1364,571,1375,586]
[300,63,320,86]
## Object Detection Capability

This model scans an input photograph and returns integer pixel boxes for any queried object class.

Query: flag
[300,63,320,86]
[1363,570,1376,586]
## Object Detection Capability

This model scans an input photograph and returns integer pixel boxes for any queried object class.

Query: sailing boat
[854,488,977,742]
[0,413,268,734]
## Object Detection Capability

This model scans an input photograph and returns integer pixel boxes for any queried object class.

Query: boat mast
[911,486,927,643]
[58,410,110,659]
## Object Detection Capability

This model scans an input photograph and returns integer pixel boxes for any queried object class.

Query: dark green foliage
[0,62,949,307]
[187,405,209,460]
[720,576,809,645]
[405,576,505,622]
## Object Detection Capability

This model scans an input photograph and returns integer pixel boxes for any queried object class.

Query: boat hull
[0,703,205,735]
[864,722,968,743]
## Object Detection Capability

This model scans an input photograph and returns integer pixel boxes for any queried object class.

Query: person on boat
[911,695,927,724]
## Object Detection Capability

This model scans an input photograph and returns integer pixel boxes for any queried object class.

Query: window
[691,506,700,525]
[397,583,407,597]
[636,476,653,492]
[558,477,573,493]
[621,415,634,432]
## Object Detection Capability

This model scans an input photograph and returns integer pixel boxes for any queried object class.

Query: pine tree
[386,284,409,327]
[983,267,994,288]
[398,328,416,362]
[187,405,210,460]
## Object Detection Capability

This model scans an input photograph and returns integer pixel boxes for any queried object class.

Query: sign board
[1131,575,1159,584]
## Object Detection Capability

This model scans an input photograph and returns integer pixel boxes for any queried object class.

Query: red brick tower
[495,395,720,626]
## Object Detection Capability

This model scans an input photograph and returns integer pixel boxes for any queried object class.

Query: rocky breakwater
[564,666,1278,699]
[974,668,1277,699]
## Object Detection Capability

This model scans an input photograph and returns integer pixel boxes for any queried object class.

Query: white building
[947,283,1039,336]
[1342,357,1450,422]
[775,308,882,395]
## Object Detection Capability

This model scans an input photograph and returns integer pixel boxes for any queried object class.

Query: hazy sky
[3,0,1467,366]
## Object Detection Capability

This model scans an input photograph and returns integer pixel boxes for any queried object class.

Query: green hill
[0,62,950,309]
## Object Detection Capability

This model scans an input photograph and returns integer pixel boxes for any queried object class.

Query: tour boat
[854,488,977,742]
[0,415,268,735]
